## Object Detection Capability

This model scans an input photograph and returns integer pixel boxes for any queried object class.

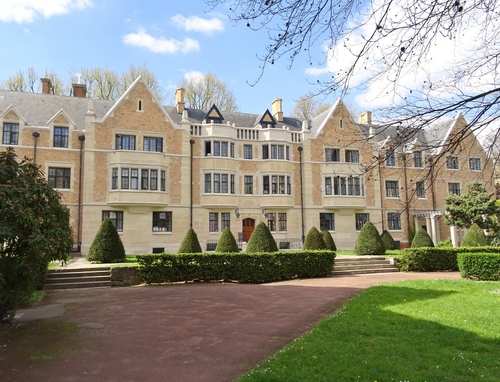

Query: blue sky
[0,0,337,116]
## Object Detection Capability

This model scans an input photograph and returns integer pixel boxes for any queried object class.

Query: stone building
[0,77,494,254]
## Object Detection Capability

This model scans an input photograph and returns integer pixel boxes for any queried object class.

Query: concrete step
[43,280,112,290]
[44,267,112,290]
[333,256,399,276]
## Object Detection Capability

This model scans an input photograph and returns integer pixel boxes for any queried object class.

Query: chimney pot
[358,111,372,124]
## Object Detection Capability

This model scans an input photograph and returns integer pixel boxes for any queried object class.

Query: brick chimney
[175,88,185,114]
[72,83,87,98]
[272,98,284,122]
[41,78,52,94]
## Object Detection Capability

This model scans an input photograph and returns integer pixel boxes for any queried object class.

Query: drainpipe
[298,146,305,243]
[190,139,195,228]
[402,151,411,244]
[77,135,85,252]
[376,154,384,231]
[32,131,40,164]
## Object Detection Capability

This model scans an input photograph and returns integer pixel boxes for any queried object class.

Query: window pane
[244,176,253,194]
[54,127,69,148]
[320,213,335,231]
[103,211,123,232]
[355,213,369,231]
[2,123,19,145]
[152,211,172,232]
[209,212,218,232]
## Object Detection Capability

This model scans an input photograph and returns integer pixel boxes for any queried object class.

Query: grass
[336,249,402,258]
[239,279,500,381]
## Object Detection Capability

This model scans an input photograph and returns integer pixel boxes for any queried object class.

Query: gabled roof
[203,104,224,123]
[255,109,276,128]
[0,89,114,129]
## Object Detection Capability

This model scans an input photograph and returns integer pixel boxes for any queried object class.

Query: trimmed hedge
[322,229,337,251]
[87,218,126,263]
[411,227,434,248]
[458,253,500,281]
[215,227,239,253]
[462,223,490,247]
[303,226,326,250]
[246,221,279,253]
[380,230,397,250]
[399,246,500,272]
[178,227,202,254]
[137,251,336,284]
[354,221,386,255]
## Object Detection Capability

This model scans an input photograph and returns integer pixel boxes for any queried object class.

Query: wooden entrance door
[242,218,255,242]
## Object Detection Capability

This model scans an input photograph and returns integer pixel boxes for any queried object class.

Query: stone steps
[333,256,399,276]
[44,267,112,290]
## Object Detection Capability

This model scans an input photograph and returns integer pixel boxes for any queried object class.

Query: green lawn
[239,279,500,381]
[335,249,401,258]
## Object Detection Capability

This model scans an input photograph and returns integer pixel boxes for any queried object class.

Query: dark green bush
[247,221,278,253]
[380,230,397,250]
[215,227,239,253]
[178,227,202,254]
[321,229,337,251]
[462,223,490,247]
[411,227,434,248]
[458,253,500,280]
[399,246,500,272]
[303,226,326,250]
[436,239,453,248]
[137,251,336,284]
[87,218,126,263]
[354,221,386,255]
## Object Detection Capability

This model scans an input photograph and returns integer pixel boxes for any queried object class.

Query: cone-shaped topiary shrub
[87,218,126,263]
[354,221,386,255]
[380,229,397,250]
[462,223,490,247]
[215,227,239,253]
[247,221,278,253]
[178,227,202,253]
[303,226,327,250]
[411,227,434,248]
[322,229,337,251]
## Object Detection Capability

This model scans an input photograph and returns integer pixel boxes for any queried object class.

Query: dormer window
[257,109,277,129]
[204,104,224,124]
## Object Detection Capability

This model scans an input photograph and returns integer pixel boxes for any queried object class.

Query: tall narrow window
[112,168,118,189]
[213,141,221,156]
[416,181,425,198]
[221,141,228,157]
[325,177,332,195]
[263,175,270,194]
[271,144,277,159]
[221,213,230,230]
[386,150,395,166]
[214,174,221,193]
[272,175,278,194]
[230,174,235,194]
[141,169,149,190]
[267,213,276,231]
[160,171,166,191]
[279,176,285,194]
[130,169,139,190]
[287,176,291,195]
[54,127,69,148]
[244,176,253,194]
[209,212,219,232]
[221,174,228,193]
[121,168,130,189]
[150,170,158,190]
[2,123,19,145]
[244,144,253,159]
[278,213,287,232]
[262,144,269,159]
[413,151,423,168]
[205,174,212,193]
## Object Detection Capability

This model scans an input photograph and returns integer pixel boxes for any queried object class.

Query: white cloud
[183,70,204,82]
[0,0,93,23]
[171,14,224,35]
[123,29,199,54]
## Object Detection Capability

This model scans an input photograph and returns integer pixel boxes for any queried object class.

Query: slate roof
[0,89,114,130]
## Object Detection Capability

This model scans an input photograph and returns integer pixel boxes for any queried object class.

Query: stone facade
[0,78,494,254]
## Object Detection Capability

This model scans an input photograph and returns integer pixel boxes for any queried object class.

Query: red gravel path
[0,272,460,382]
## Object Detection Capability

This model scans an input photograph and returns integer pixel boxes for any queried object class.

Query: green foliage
[215,227,239,253]
[137,251,336,284]
[445,182,500,230]
[411,227,434,248]
[458,253,500,280]
[0,148,72,322]
[436,239,453,248]
[321,229,337,251]
[246,221,278,253]
[399,246,500,272]
[303,226,326,250]
[87,218,126,263]
[380,230,397,250]
[461,223,490,247]
[177,227,202,254]
[354,221,386,255]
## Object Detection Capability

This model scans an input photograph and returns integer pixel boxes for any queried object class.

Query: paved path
[2,271,460,382]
